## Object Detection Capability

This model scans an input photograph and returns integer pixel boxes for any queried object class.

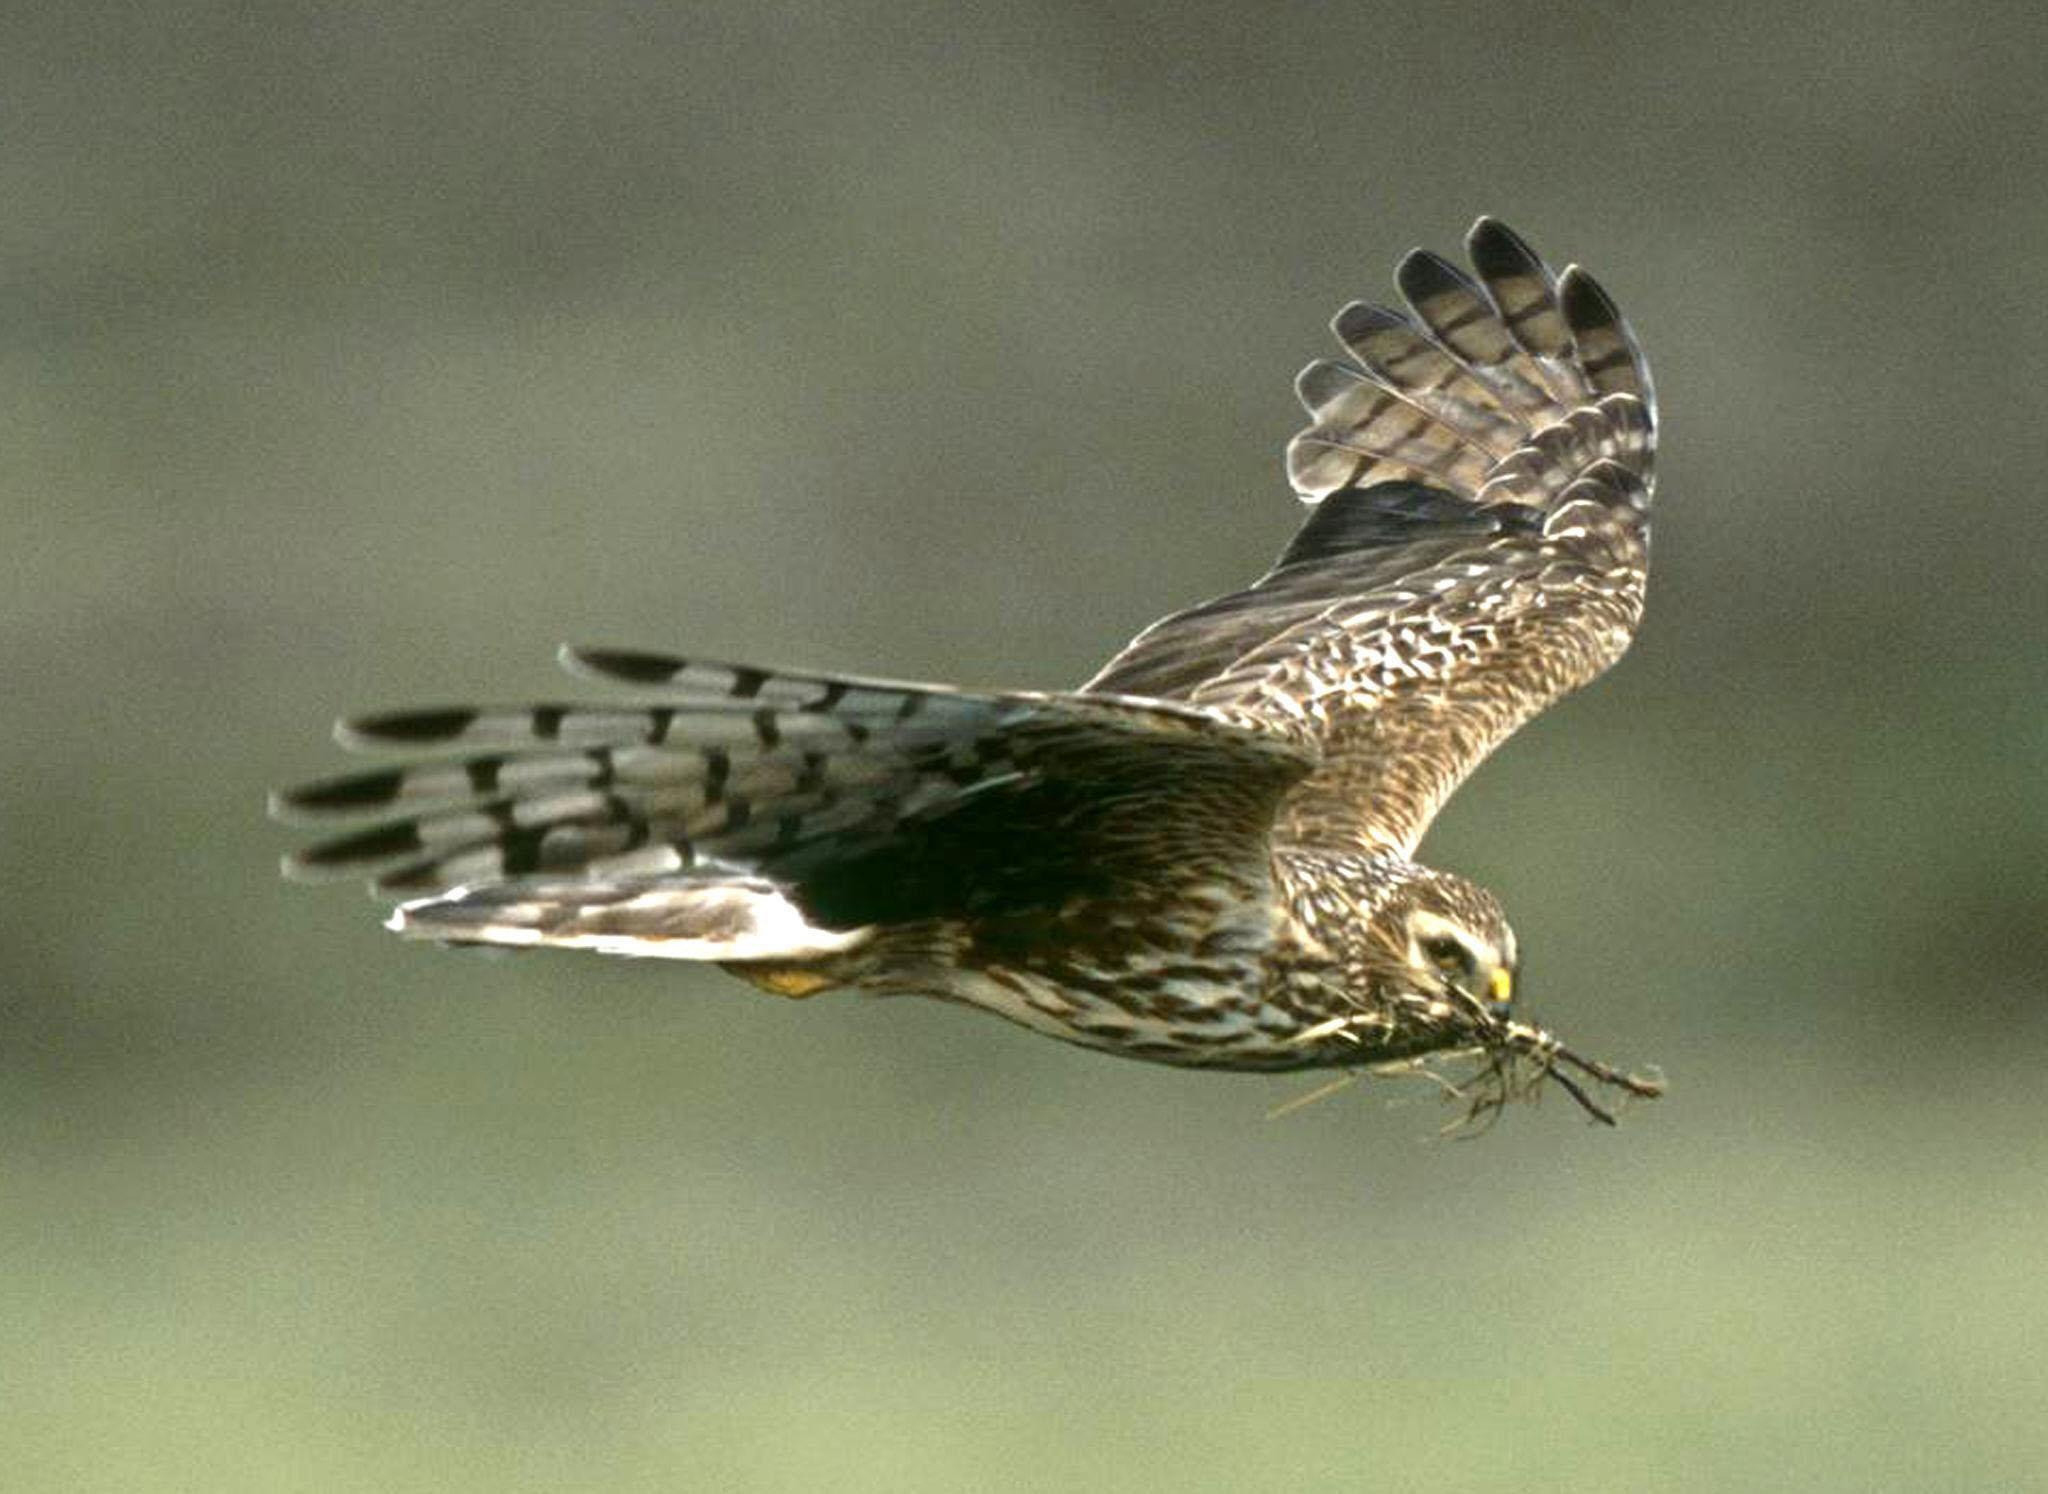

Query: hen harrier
[277,217,1664,1123]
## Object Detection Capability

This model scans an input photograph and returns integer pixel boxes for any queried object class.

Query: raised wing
[1084,218,1656,857]
[275,649,1311,937]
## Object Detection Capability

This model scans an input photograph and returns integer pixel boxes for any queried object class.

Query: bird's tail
[380,875,872,982]
[1287,216,1656,514]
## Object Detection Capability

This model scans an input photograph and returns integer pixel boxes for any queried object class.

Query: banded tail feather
[1288,216,1656,510]
[384,876,874,965]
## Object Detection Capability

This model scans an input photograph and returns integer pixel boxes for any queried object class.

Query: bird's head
[1377,867,1519,1016]
[1357,863,1661,1126]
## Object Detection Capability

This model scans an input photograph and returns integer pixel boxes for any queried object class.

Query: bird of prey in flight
[277,217,1665,1125]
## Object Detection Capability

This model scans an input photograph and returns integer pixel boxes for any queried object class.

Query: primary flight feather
[277,217,1665,1123]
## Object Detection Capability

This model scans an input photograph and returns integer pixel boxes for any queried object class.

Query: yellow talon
[738,965,838,999]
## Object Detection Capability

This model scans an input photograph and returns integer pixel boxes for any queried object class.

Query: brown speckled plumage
[275,218,1665,1123]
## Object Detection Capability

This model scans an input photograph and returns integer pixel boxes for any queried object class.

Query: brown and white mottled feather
[275,217,1664,1112]
[1087,216,1658,856]
[279,650,1309,964]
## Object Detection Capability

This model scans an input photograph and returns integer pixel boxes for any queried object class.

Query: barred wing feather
[1086,217,1657,857]
[276,650,1310,953]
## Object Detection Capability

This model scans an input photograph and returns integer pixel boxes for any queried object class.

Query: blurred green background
[7,1,2047,1489]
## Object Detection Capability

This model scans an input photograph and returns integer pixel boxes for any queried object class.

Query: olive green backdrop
[7,1,2046,1489]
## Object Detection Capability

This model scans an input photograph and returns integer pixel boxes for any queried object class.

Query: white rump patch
[385,878,872,962]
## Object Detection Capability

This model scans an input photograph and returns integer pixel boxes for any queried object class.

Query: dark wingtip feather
[1465,217,1543,278]
[560,645,683,685]
[287,818,427,872]
[337,708,481,747]
[272,767,406,819]
[1330,300,1404,349]
[1559,264,1656,416]
[1395,247,1474,304]
[1558,264,1621,332]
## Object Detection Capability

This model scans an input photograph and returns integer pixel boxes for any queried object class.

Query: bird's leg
[723,961,841,998]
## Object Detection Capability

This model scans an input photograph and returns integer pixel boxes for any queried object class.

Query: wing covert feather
[1086,217,1656,856]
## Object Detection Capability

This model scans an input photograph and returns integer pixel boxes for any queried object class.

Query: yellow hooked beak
[1488,966,1514,1005]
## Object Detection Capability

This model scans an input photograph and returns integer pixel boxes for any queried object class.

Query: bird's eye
[1421,934,1473,975]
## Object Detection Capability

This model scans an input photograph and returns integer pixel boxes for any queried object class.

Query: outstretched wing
[1084,217,1656,857]
[275,648,1311,944]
